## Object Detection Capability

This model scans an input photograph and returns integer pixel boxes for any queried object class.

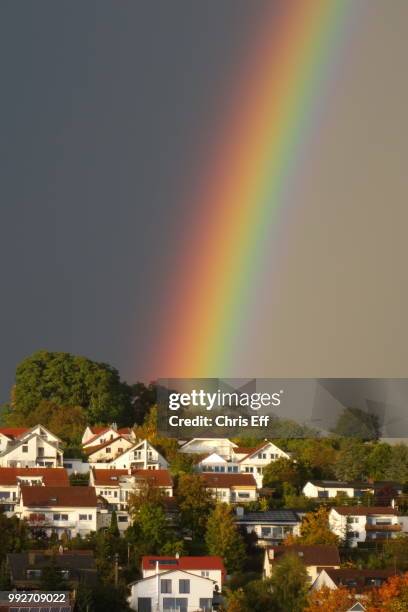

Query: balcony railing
[365,523,401,532]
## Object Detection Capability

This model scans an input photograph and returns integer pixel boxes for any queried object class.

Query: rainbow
[151,0,358,377]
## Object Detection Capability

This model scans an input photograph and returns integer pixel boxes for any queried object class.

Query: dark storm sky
[2,2,408,403]
[0,2,267,400]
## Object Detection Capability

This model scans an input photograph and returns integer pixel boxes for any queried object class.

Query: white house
[128,567,217,612]
[18,486,98,538]
[85,435,134,464]
[0,428,29,453]
[179,438,238,459]
[200,473,257,503]
[329,506,405,547]
[303,480,403,500]
[0,432,63,468]
[82,424,135,447]
[20,425,62,447]
[90,468,173,531]
[141,556,225,591]
[237,441,290,487]
[236,509,301,546]
[195,440,290,487]
[0,467,69,516]
[100,440,169,471]
[263,545,341,582]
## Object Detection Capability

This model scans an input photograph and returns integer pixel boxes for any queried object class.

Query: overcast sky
[1,1,408,403]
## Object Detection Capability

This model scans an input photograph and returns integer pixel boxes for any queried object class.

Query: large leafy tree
[262,457,305,491]
[305,586,355,612]
[205,503,245,573]
[11,350,131,424]
[333,439,370,481]
[270,553,309,612]
[367,572,408,611]
[286,506,340,546]
[6,400,87,445]
[176,474,214,538]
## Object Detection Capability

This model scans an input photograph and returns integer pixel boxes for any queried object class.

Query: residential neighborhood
[1,354,408,611]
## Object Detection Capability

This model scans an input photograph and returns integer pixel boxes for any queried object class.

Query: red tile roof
[21,486,97,508]
[324,568,397,593]
[200,473,257,488]
[267,545,341,566]
[0,427,29,439]
[92,468,172,488]
[0,467,69,486]
[142,556,226,577]
[333,506,398,516]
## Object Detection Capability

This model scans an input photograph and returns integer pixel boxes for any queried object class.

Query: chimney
[155,561,160,612]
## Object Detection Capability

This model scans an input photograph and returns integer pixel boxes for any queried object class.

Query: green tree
[388,444,408,483]
[333,439,369,481]
[383,535,408,571]
[7,399,87,446]
[332,407,379,440]
[270,553,309,612]
[0,514,28,561]
[366,443,393,481]
[40,557,68,591]
[262,457,304,491]
[75,583,94,612]
[205,504,245,573]
[286,506,340,546]
[176,474,214,538]
[11,350,131,423]
[128,500,169,555]
[109,510,120,538]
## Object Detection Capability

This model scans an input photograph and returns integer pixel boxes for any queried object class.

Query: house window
[179,579,190,593]
[22,445,28,453]
[161,579,172,593]
[53,513,68,521]
[349,517,359,523]
[26,569,42,579]
[118,516,128,523]
[199,599,212,612]
[163,599,187,612]
[201,571,210,578]
[238,492,250,499]
[79,514,88,521]
[317,491,329,498]
[106,447,111,454]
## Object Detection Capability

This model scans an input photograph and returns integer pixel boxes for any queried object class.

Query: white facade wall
[107,441,168,470]
[0,436,62,468]
[18,502,97,538]
[329,509,403,547]
[87,437,133,463]
[143,568,222,591]
[63,459,90,475]
[128,570,215,612]
[207,485,257,503]
[303,482,355,498]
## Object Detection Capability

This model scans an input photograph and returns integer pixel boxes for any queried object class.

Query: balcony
[365,523,401,532]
